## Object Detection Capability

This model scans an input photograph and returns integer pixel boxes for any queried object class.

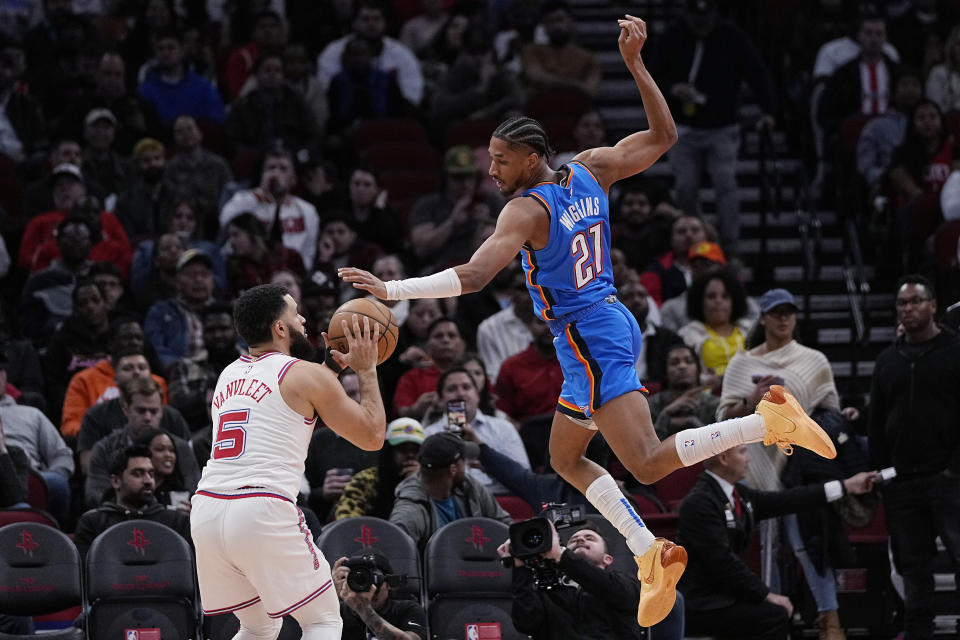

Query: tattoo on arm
[355,601,418,640]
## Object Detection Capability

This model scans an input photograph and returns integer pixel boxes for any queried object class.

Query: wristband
[385,268,463,300]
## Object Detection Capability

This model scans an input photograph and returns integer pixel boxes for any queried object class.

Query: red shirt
[495,345,564,422]
[19,210,133,276]
[392,365,441,413]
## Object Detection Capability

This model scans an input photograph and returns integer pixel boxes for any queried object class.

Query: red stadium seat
[27,468,49,510]
[364,142,439,173]
[378,168,441,225]
[527,90,592,121]
[495,495,535,522]
[654,461,703,511]
[0,508,59,528]
[196,118,227,156]
[631,492,665,516]
[354,118,428,150]
[934,220,960,273]
[445,118,498,149]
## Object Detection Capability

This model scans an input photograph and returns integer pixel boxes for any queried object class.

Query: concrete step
[817,326,897,345]
[830,361,876,378]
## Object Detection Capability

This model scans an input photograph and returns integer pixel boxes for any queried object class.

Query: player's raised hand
[329,314,380,373]
[617,15,647,61]
[338,267,387,299]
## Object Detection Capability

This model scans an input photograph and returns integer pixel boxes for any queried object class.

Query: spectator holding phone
[717,288,862,637]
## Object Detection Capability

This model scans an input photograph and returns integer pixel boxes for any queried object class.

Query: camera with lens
[506,504,586,589]
[345,555,408,593]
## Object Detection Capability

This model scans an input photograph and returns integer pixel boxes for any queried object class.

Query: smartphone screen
[446,400,466,433]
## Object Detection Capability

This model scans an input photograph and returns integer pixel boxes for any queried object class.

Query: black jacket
[818,55,900,136]
[340,597,427,640]
[868,329,960,477]
[73,500,192,560]
[677,472,827,611]
[510,550,644,640]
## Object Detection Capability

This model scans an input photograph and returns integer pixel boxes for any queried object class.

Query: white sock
[674,414,766,467]
[585,473,656,557]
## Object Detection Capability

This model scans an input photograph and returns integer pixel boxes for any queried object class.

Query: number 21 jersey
[197,351,316,502]
[520,161,615,321]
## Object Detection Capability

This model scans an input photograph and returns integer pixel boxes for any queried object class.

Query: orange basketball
[326,298,399,365]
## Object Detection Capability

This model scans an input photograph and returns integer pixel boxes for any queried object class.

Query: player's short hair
[436,366,476,395]
[120,377,162,405]
[234,283,290,346]
[108,444,153,477]
[686,267,748,324]
[492,116,555,158]
[897,274,936,299]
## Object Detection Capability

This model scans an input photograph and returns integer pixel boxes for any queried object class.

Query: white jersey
[197,350,316,501]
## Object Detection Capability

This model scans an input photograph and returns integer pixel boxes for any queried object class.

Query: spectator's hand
[450,195,474,225]
[338,267,387,300]
[497,539,523,567]
[459,421,483,445]
[543,521,563,561]
[0,415,6,453]
[840,406,860,422]
[843,471,878,495]
[755,114,776,131]
[662,386,706,417]
[410,391,439,418]
[332,556,350,592]
[398,345,431,367]
[374,189,389,209]
[324,314,380,374]
[175,499,192,514]
[339,580,377,611]
[617,15,647,62]
[400,459,420,477]
[317,234,336,263]
[322,468,352,501]
[470,201,491,221]
[670,83,698,103]
[765,592,793,616]
[747,375,782,406]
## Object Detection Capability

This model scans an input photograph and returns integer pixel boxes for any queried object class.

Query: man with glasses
[868,274,960,639]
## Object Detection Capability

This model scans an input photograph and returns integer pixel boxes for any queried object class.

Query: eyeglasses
[895,296,932,308]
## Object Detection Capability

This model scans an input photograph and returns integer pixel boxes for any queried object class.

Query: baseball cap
[176,248,214,273]
[85,108,117,127]
[688,241,726,265]
[443,146,478,175]
[386,418,425,446]
[301,270,337,298]
[685,0,717,14]
[759,288,798,313]
[51,163,84,184]
[419,432,466,469]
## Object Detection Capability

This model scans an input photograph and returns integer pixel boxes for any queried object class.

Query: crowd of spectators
[0,0,959,638]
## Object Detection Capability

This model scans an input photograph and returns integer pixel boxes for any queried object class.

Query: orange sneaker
[635,538,687,627]
[756,385,837,459]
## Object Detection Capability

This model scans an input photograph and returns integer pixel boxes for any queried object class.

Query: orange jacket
[60,359,168,437]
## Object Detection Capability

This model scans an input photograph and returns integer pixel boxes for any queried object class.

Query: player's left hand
[617,15,647,61]
[328,314,380,373]
[338,267,388,299]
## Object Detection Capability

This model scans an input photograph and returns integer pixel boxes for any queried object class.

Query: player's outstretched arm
[283,315,386,451]
[574,15,677,192]
[338,198,540,299]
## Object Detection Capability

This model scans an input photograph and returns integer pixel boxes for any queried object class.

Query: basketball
[326,298,399,365]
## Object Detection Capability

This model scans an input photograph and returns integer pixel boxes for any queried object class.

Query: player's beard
[289,329,316,361]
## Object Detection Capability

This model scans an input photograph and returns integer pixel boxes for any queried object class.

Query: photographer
[332,550,427,640]
[497,521,684,640]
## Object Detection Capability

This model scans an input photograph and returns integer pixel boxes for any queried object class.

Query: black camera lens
[347,566,374,592]
[522,530,544,548]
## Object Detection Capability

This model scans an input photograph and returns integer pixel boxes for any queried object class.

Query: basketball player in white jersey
[190,284,386,640]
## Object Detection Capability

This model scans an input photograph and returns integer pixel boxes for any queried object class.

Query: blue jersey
[520,161,615,321]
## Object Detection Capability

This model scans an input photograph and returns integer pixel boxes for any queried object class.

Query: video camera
[344,555,408,593]
[506,504,587,589]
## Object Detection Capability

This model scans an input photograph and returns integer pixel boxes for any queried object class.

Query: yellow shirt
[701,326,745,375]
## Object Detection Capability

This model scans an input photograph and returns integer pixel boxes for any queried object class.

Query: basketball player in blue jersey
[340,15,836,627]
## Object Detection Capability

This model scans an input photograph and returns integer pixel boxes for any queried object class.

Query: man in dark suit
[676,445,876,640]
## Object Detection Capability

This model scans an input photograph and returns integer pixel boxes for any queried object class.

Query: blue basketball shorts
[550,297,647,426]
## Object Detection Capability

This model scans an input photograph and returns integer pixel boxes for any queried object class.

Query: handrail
[755,125,781,287]
[791,163,822,334]
[842,218,871,391]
